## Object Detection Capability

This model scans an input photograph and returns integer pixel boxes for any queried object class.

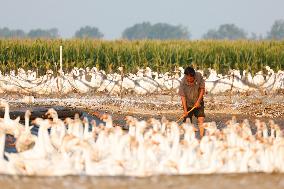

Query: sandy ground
[1,91,284,128]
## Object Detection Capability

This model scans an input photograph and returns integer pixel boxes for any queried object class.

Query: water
[0,174,284,189]
[4,107,104,154]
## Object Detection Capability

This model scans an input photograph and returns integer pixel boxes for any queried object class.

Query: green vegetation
[203,24,247,40]
[122,22,190,40]
[267,19,284,40]
[0,39,284,75]
[74,26,104,39]
[0,27,59,39]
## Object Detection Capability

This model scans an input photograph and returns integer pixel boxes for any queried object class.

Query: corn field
[0,39,284,75]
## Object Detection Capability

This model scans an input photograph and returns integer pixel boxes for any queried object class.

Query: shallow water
[2,105,104,126]
[0,174,284,189]
[3,106,104,154]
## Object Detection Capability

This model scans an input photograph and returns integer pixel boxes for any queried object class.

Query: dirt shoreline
[2,91,283,128]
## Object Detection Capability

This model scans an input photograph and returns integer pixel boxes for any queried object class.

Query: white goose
[253,71,265,86]
[15,110,36,152]
[0,128,13,174]
[7,118,54,160]
[4,118,57,175]
[65,114,84,139]
[46,108,66,150]
[0,100,24,138]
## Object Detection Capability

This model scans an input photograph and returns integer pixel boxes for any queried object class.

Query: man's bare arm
[181,96,187,113]
[197,88,205,103]
[194,88,205,107]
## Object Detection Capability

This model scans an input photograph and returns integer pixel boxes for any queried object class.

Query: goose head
[45,108,59,122]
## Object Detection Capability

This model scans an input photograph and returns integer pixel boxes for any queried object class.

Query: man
[178,66,205,138]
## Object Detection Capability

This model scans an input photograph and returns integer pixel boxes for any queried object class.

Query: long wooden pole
[176,106,196,122]
[60,46,63,74]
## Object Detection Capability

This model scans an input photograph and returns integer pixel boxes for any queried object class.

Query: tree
[122,22,190,40]
[27,28,59,39]
[249,32,263,40]
[267,19,284,40]
[0,27,26,38]
[74,26,104,39]
[122,22,151,40]
[203,24,247,40]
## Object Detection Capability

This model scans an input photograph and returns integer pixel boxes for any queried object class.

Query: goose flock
[0,66,283,95]
[0,100,283,176]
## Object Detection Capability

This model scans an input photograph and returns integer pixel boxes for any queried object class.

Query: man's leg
[195,101,205,138]
[197,116,205,138]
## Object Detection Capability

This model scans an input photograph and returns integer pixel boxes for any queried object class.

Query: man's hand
[194,101,201,108]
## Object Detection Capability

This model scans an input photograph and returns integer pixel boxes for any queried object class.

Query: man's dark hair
[184,66,195,77]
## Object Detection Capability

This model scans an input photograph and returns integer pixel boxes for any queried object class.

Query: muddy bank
[1,92,284,129]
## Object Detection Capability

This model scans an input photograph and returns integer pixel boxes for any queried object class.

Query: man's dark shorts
[184,101,205,122]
